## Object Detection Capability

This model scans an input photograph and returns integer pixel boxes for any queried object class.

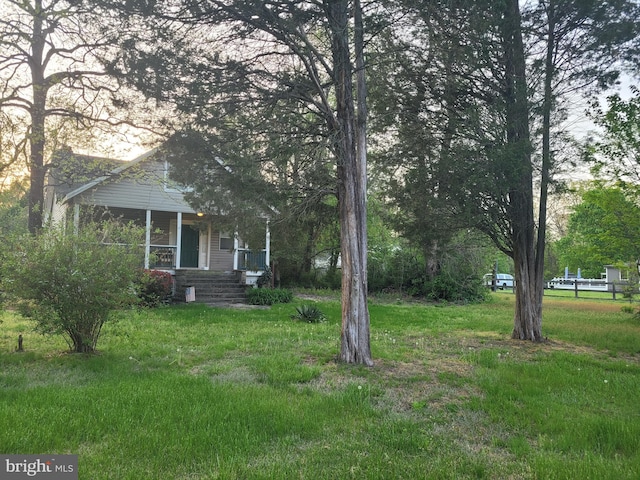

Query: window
[219,233,233,251]
[163,160,193,193]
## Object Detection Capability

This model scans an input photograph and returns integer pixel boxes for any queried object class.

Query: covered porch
[74,205,270,284]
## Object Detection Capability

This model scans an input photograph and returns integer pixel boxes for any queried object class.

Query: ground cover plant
[0,294,638,479]
[246,287,293,306]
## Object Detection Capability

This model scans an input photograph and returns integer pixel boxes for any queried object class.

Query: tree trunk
[325,0,373,366]
[501,0,543,341]
[425,241,440,281]
[28,104,46,234]
[27,0,47,234]
[534,0,556,317]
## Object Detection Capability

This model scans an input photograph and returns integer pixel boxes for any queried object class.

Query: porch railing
[149,245,177,269]
[237,249,267,271]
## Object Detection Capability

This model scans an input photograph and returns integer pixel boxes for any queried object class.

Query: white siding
[72,160,196,213]
[50,194,68,226]
[209,230,234,271]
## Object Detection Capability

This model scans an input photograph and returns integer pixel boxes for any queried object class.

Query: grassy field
[1,293,639,479]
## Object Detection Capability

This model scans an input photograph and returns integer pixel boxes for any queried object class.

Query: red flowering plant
[137,269,174,307]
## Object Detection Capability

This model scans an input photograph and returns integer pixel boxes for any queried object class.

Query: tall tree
[370,0,639,341]
[496,0,540,340]
[113,0,375,365]
[370,0,541,338]
[0,0,161,233]
[526,0,640,337]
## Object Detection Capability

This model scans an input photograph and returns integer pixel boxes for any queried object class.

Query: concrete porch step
[174,270,248,305]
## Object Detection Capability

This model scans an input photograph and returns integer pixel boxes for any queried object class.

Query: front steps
[174,270,248,305]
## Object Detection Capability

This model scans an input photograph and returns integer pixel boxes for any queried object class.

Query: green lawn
[1,294,639,479]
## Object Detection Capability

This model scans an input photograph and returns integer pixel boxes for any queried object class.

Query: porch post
[265,220,270,269]
[176,212,182,269]
[233,234,239,270]
[144,209,151,269]
[206,222,212,270]
[73,204,80,234]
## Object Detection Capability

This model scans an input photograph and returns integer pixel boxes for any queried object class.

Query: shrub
[291,304,326,323]
[256,265,273,288]
[137,270,174,307]
[246,288,293,306]
[317,269,341,290]
[2,221,145,353]
[422,275,486,303]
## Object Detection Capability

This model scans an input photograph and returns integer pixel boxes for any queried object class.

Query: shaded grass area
[0,293,639,479]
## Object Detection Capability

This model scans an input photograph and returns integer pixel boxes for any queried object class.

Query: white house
[43,147,271,301]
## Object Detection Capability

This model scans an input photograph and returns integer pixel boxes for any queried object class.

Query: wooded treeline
[1,0,639,360]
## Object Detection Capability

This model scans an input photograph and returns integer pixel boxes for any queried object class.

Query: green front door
[181,225,199,268]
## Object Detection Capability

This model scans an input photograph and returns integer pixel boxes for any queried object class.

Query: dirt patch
[304,333,639,415]
[207,303,270,310]
[454,334,640,364]
[295,294,339,302]
[300,341,480,416]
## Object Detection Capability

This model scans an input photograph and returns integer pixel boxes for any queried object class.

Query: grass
[0,293,639,479]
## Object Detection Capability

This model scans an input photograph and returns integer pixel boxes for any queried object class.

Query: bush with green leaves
[246,287,293,305]
[368,238,488,302]
[136,269,174,307]
[290,303,326,323]
[256,265,273,288]
[2,221,145,353]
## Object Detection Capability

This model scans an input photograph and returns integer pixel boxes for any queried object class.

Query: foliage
[290,304,326,323]
[246,288,293,306]
[588,86,640,182]
[554,185,640,278]
[314,269,342,291]
[256,265,272,289]
[0,179,28,236]
[368,244,424,294]
[269,199,341,288]
[0,110,28,180]
[270,195,339,289]
[1,221,145,353]
[0,180,28,307]
[136,269,174,307]
[368,231,491,303]
[422,275,483,304]
[543,239,560,281]
[368,0,547,337]
[368,0,640,341]
[367,194,493,303]
[620,304,635,314]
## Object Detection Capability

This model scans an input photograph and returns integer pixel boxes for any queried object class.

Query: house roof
[51,148,159,204]
[47,149,124,197]
[47,143,275,220]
